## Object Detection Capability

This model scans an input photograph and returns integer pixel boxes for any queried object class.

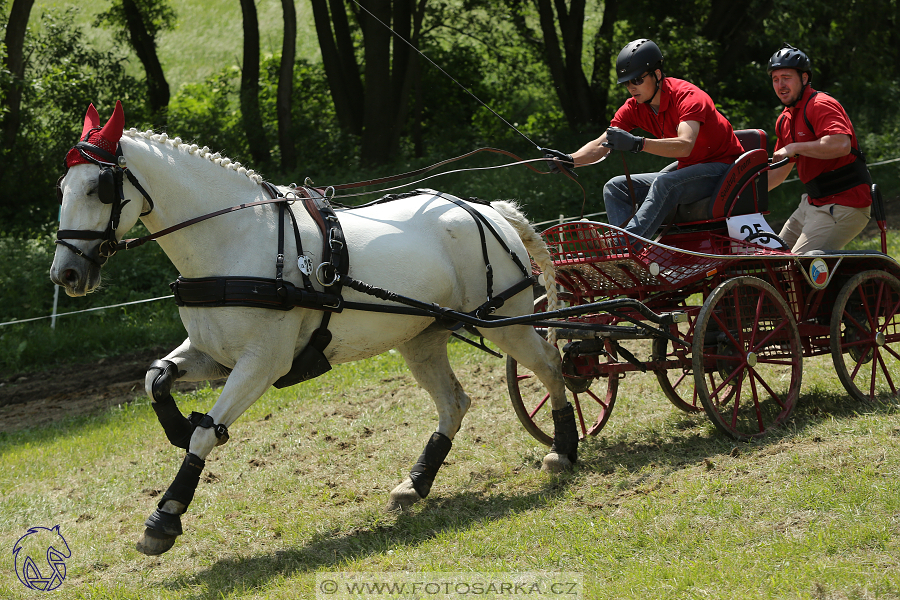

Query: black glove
[602,127,644,153]
[540,147,575,175]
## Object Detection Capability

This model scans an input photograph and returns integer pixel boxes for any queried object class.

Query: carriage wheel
[651,303,703,413]
[507,342,618,447]
[692,276,802,440]
[830,271,900,402]
[652,308,737,414]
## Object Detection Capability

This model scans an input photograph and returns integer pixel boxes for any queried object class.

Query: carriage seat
[661,129,769,226]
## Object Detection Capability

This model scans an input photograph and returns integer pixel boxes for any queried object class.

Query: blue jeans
[603,162,731,239]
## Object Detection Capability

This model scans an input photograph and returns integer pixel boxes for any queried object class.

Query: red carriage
[508,129,900,441]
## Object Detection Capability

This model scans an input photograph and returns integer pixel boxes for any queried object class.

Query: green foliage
[93,0,177,47]
[168,56,357,180]
[0,226,183,375]
[0,7,149,234]
[167,67,246,160]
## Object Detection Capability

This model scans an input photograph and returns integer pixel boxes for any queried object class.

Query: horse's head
[51,102,146,296]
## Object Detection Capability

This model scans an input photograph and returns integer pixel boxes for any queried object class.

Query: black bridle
[56,129,155,267]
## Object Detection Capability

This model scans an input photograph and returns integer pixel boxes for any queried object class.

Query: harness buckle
[328,228,344,250]
[316,262,340,287]
[98,239,118,260]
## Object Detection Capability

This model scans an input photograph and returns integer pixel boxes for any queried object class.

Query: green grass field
[1,337,899,599]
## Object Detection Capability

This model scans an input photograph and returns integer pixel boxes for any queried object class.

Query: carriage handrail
[568,220,899,267]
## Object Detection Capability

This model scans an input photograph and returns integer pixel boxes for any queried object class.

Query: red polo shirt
[610,77,743,169]
[774,86,870,208]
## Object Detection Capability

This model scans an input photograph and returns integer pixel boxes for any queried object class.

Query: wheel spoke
[875,295,900,337]
[748,319,789,353]
[751,365,788,410]
[528,392,550,419]
[747,370,766,432]
[883,344,900,362]
[875,351,898,395]
[869,348,878,399]
[694,276,800,439]
[580,387,610,410]
[711,356,747,393]
[572,394,588,436]
[730,372,745,429]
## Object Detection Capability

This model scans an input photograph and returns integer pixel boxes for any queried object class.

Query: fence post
[51,285,59,329]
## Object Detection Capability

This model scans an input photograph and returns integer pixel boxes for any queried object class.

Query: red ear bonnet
[65,101,125,168]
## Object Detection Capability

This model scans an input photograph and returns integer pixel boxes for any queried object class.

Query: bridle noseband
[56,130,154,268]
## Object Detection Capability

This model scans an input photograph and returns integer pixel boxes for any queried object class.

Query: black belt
[804,153,871,200]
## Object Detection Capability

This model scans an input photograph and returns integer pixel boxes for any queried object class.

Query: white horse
[50,102,575,556]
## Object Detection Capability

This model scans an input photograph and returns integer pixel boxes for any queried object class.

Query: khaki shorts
[778,194,871,254]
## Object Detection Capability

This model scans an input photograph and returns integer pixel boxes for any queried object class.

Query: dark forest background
[2,0,900,234]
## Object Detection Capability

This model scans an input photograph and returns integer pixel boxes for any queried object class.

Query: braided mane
[123,128,263,183]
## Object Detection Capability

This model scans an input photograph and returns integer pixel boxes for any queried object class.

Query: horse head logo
[12,525,71,591]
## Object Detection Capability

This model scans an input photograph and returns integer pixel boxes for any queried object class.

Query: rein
[323,147,552,197]
[58,144,585,262]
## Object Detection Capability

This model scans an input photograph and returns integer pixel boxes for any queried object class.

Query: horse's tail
[490,200,558,347]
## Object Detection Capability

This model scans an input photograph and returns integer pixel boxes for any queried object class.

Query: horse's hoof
[541,452,573,473]
[386,478,422,512]
[135,527,178,555]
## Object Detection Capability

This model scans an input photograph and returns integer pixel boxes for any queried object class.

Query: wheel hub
[876,331,886,347]
[746,351,758,368]
[562,353,594,393]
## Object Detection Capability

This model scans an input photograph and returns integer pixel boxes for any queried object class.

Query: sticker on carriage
[808,258,829,288]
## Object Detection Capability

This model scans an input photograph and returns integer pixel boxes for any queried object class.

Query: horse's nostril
[63,269,79,285]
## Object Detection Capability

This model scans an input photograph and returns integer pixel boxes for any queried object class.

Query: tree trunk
[1,0,36,151]
[278,0,297,172]
[240,0,270,167]
[311,0,422,166]
[121,0,170,128]
[588,0,617,123]
[701,0,775,83]
[310,0,364,135]
[513,0,613,132]
[360,0,394,165]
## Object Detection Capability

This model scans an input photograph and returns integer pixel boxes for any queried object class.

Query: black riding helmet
[767,43,812,82]
[616,39,664,84]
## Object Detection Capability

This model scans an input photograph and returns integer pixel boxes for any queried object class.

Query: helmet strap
[642,71,661,105]
[786,71,809,108]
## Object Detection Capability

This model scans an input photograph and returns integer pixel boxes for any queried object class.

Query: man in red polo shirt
[542,39,743,242]
[767,43,872,253]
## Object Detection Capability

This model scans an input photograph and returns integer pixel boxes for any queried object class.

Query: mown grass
[2,331,900,599]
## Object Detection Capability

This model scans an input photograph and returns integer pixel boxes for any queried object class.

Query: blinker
[98,167,116,204]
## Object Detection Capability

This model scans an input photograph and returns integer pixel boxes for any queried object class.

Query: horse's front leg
[387,327,468,511]
[135,345,292,556]
[144,338,230,450]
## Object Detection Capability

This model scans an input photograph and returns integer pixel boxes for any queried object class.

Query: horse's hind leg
[477,324,577,473]
[387,326,469,511]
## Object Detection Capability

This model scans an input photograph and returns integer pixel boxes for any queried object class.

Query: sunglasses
[625,72,651,86]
